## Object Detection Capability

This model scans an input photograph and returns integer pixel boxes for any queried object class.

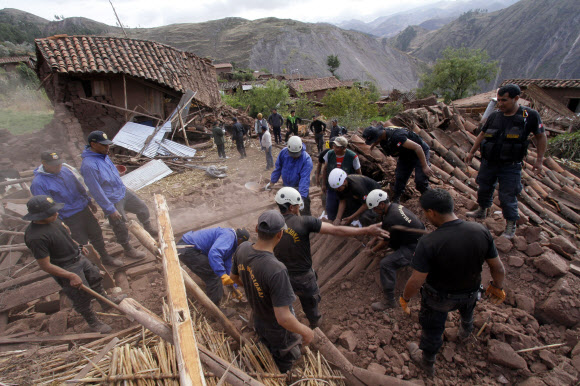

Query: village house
[500,79,580,114]
[288,76,345,101]
[213,63,233,79]
[0,55,34,72]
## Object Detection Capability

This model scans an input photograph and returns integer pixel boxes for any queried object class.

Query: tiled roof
[500,79,580,89]
[35,35,220,107]
[213,63,232,69]
[289,77,344,93]
[0,56,33,65]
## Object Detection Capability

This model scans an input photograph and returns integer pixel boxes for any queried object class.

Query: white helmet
[275,187,304,210]
[366,189,389,209]
[287,136,303,157]
[328,168,347,189]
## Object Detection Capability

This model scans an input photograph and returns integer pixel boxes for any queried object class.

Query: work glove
[399,297,411,315]
[221,274,234,286]
[232,284,244,300]
[485,282,506,304]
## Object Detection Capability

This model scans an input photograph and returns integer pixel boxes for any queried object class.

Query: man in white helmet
[328,168,380,226]
[365,189,426,310]
[269,136,313,215]
[274,187,389,327]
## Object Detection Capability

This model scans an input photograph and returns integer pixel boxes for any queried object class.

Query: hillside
[407,0,580,86]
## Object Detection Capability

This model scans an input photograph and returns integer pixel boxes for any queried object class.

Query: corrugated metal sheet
[112,121,172,158]
[157,139,197,158]
[121,160,173,191]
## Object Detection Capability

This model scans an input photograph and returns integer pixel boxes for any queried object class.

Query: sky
[0,0,444,28]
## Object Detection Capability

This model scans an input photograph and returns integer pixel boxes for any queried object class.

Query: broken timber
[155,193,206,386]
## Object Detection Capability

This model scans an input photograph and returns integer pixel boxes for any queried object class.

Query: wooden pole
[155,194,206,386]
[71,337,120,384]
[79,98,160,122]
[123,74,128,121]
[117,298,173,342]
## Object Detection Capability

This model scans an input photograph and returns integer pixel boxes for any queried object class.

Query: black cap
[236,228,250,242]
[362,126,383,145]
[261,125,268,131]
[87,130,113,145]
[22,195,65,221]
[257,210,287,234]
[40,151,64,166]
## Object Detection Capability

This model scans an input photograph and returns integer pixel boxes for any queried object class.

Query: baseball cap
[87,131,113,145]
[40,151,64,166]
[257,210,287,234]
[362,126,383,146]
[333,136,348,147]
[22,195,64,221]
[236,228,250,242]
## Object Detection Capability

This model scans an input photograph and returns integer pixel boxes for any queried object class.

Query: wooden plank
[155,194,206,386]
[0,277,61,313]
[0,270,49,292]
[72,337,120,383]
[0,332,104,345]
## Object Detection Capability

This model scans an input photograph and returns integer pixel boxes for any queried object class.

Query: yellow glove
[221,274,234,286]
[485,282,506,304]
[399,296,411,315]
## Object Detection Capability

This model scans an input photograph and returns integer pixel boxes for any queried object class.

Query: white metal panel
[121,159,173,191]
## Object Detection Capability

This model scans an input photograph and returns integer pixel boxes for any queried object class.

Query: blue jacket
[30,165,91,219]
[270,144,312,197]
[181,227,238,277]
[80,147,126,215]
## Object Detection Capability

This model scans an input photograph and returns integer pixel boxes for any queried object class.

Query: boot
[309,315,323,329]
[371,292,396,311]
[101,255,124,267]
[458,323,472,341]
[83,310,112,333]
[408,342,435,377]
[502,220,517,239]
[143,222,158,238]
[98,291,127,311]
[466,206,489,219]
[123,244,146,260]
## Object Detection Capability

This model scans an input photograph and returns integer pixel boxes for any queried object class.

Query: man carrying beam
[177,227,250,305]
[23,195,125,333]
[231,210,313,373]
[273,187,389,328]
[365,189,425,310]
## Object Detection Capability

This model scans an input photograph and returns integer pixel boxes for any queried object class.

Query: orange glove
[485,282,506,304]
[399,297,411,315]
[221,274,234,286]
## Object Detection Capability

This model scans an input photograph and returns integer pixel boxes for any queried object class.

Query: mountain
[337,0,520,37]
[408,0,580,86]
[0,10,422,91]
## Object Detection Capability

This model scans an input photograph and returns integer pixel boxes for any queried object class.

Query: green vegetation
[418,47,498,103]
[0,41,33,58]
[394,26,417,51]
[379,101,405,119]
[321,86,378,130]
[222,79,290,117]
[547,131,580,161]
[326,55,340,78]
[0,109,53,134]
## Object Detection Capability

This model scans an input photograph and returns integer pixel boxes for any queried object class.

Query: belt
[423,283,482,300]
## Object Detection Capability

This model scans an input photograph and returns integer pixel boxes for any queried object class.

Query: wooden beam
[72,337,120,383]
[0,270,49,292]
[0,332,104,345]
[0,277,61,313]
[79,97,161,122]
[155,194,206,386]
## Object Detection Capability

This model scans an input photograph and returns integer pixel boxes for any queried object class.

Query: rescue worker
[365,189,425,310]
[273,187,389,328]
[267,136,313,215]
[177,227,250,305]
[320,137,362,221]
[465,84,547,239]
[261,125,274,170]
[285,110,302,143]
[327,169,380,226]
[232,117,247,159]
[309,115,327,153]
[231,210,313,373]
[80,131,155,260]
[211,122,227,159]
[23,195,126,333]
[254,113,269,149]
[401,189,506,376]
[30,151,122,267]
[362,125,433,203]
[329,119,347,138]
[268,108,284,144]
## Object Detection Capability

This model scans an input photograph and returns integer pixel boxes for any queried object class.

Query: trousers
[178,242,223,305]
[419,285,479,360]
[272,126,282,143]
[379,244,416,295]
[288,269,321,326]
[216,143,226,158]
[235,137,246,157]
[265,146,274,169]
[325,186,339,221]
[315,133,324,153]
[63,205,109,259]
[476,160,522,221]
[285,127,298,142]
[108,189,151,247]
[393,146,430,199]
[53,255,105,316]
[254,313,302,373]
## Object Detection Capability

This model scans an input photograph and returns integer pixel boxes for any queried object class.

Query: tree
[222,79,290,117]
[321,87,378,129]
[418,47,498,103]
[327,55,340,78]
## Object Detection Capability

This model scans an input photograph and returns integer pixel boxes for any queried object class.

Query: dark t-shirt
[310,120,326,134]
[379,129,427,160]
[337,175,381,209]
[232,242,295,325]
[318,148,331,164]
[381,204,425,249]
[274,214,322,275]
[24,219,79,267]
[411,219,498,293]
